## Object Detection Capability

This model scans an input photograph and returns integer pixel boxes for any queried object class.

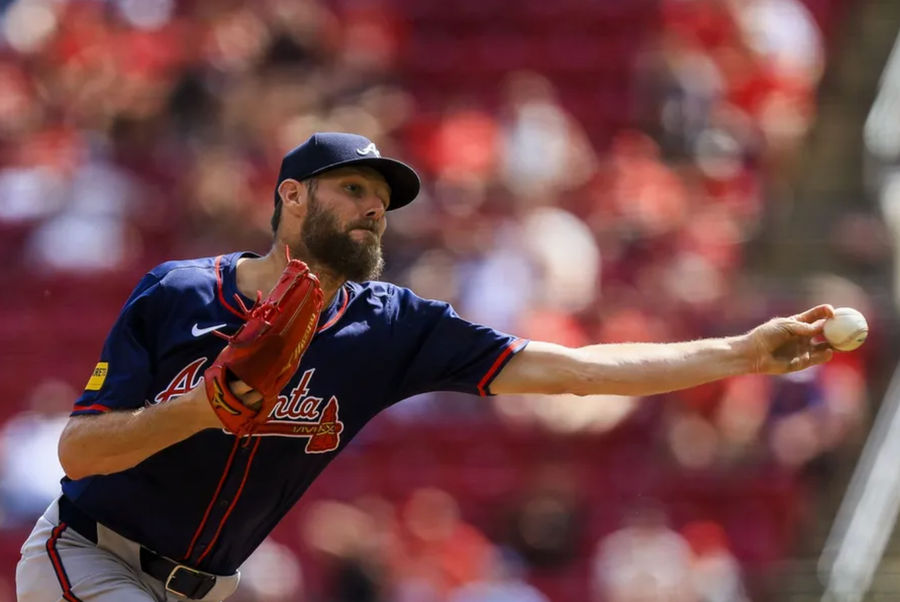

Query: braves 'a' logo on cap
[356,143,381,157]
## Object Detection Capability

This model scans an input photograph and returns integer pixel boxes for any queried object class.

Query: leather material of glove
[205,255,324,437]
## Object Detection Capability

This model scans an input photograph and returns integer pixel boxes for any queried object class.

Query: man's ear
[278,179,306,216]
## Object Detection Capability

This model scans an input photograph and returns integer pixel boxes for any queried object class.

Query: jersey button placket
[188,443,255,566]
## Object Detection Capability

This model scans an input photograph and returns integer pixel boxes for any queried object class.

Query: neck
[236,245,345,306]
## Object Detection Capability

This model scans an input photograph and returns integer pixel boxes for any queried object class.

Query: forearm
[569,338,752,396]
[491,338,753,397]
[59,387,218,480]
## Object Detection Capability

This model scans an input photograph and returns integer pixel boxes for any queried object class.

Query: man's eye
[345,183,362,194]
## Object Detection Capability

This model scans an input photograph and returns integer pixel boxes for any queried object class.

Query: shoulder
[147,255,221,291]
[126,253,232,311]
[348,281,451,317]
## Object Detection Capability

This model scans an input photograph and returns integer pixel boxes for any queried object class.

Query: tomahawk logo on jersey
[62,251,527,574]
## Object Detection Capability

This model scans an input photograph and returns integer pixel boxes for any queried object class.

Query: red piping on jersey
[71,403,110,414]
[195,438,262,564]
[216,255,349,332]
[183,437,241,561]
[215,255,248,320]
[317,285,349,333]
[477,338,526,397]
[46,523,83,602]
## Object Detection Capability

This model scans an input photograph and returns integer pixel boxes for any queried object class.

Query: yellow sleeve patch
[85,362,109,391]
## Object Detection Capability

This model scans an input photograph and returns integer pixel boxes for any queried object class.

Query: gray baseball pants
[15,498,240,601]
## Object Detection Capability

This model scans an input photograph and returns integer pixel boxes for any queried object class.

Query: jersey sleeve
[388,287,529,402]
[71,273,164,416]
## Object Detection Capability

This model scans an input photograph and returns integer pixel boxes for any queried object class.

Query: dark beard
[300,195,384,282]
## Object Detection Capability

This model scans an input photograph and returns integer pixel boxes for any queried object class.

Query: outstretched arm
[489,305,835,397]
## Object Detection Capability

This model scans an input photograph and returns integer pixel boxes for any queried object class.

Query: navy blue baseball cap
[276,132,421,210]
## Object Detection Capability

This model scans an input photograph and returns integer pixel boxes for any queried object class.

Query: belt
[58,495,217,599]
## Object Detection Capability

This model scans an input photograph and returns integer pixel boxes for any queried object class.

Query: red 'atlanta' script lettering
[270,369,322,420]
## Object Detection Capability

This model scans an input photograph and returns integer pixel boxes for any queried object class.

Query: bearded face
[300,192,385,282]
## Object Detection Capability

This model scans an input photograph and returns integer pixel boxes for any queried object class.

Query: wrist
[180,385,221,431]
[727,334,760,374]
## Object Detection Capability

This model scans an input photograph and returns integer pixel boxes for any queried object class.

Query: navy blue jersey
[62,252,527,574]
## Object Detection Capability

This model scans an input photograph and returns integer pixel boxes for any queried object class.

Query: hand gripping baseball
[204,251,324,437]
[744,304,835,374]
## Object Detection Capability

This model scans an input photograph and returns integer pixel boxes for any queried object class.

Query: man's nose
[362,195,387,220]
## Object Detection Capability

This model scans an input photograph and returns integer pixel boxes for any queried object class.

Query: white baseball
[823,307,868,351]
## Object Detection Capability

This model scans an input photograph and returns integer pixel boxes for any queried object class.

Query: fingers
[814,347,834,365]
[802,345,833,369]
[811,340,833,355]
[783,341,834,373]
[753,307,837,374]
[784,318,826,338]
[228,380,263,409]
[792,304,835,324]
[228,380,254,396]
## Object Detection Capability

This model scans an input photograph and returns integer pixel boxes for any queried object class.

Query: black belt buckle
[164,563,215,599]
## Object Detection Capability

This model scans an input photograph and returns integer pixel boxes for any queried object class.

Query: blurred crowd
[0,0,881,600]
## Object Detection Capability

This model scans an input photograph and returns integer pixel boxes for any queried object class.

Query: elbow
[58,424,96,480]
[61,463,90,481]
[58,437,87,480]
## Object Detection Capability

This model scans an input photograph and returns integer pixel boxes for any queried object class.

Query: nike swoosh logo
[191,323,227,337]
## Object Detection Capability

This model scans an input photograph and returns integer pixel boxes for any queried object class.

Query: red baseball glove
[204,252,324,437]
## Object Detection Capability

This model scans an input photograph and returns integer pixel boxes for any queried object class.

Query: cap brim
[306,157,421,210]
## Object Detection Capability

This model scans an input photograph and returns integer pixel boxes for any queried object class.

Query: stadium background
[0,0,897,600]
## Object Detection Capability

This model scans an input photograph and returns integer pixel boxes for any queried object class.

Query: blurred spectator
[829,211,894,274]
[667,408,721,471]
[592,501,694,602]
[506,462,582,570]
[713,374,772,459]
[424,102,500,187]
[0,166,65,224]
[448,546,549,602]
[393,488,493,600]
[645,34,724,156]
[24,158,143,274]
[666,358,865,473]
[231,538,304,602]
[338,1,406,76]
[301,497,392,602]
[590,130,690,239]
[730,0,824,87]
[0,380,72,528]
[499,71,597,201]
[457,223,535,333]
[681,520,748,602]
[493,391,639,434]
[767,368,827,468]
[520,206,600,313]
